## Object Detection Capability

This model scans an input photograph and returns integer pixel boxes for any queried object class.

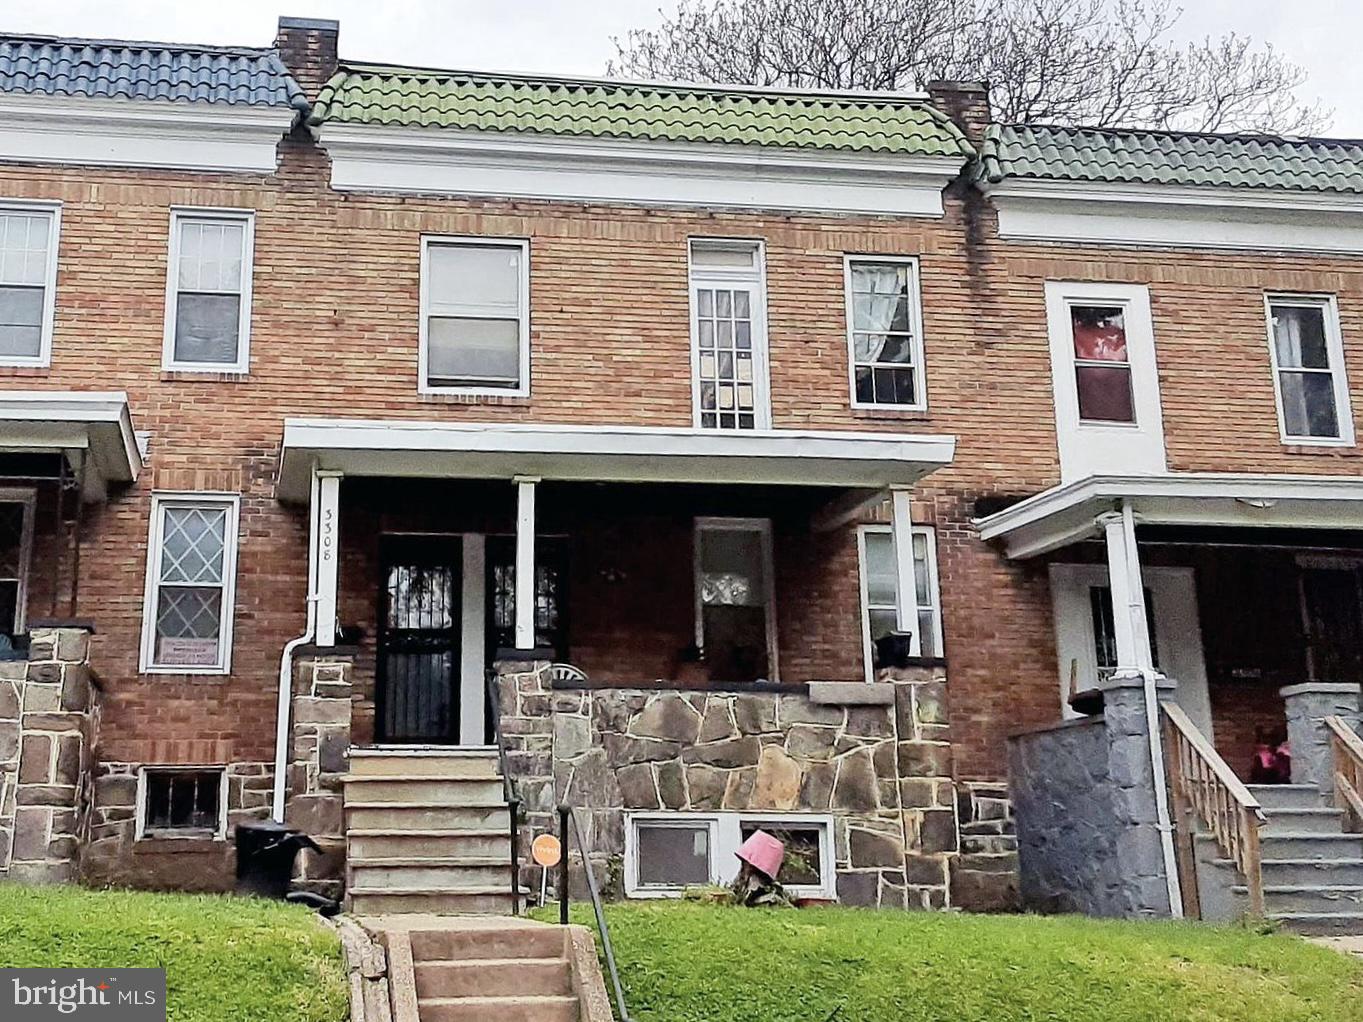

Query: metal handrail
[558,804,632,1022]
[1325,715,1363,831]
[485,669,523,915]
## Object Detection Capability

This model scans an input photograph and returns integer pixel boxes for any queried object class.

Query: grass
[0,886,348,1022]
[534,901,1363,1022]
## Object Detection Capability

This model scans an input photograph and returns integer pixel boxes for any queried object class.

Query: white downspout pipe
[272,464,323,822]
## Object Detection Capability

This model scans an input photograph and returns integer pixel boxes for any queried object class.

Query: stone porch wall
[496,661,1019,911]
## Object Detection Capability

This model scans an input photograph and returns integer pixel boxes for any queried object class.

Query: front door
[376,536,462,743]
[1299,557,1363,685]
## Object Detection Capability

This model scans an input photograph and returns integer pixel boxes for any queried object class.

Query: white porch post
[514,476,539,650]
[889,486,922,657]
[314,471,342,647]
[1099,501,1155,672]
[460,534,487,744]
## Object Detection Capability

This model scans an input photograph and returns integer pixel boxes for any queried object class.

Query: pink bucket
[736,830,785,880]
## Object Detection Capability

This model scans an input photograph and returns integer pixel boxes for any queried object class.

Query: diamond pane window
[422,239,528,392]
[166,212,252,371]
[1268,298,1352,443]
[848,259,924,407]
[142,497,239,672]
[859,526,943,671]
[0,208,56,364]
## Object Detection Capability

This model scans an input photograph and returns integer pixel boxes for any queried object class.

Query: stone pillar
[286,652,355,897]
[1100,671,1176,918]
[1280,682,1363,797]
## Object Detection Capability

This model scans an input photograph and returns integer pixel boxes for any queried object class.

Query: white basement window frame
[419,235,531,396]
[844,255,927,410]
[0,199,61,368]
[162,207,255,374]
[623,811,837,899]
[134,766,229,840]
[1264,293,1355,447]
[688,238,772,430]
[857,524,944,681]
[139,492,241,675]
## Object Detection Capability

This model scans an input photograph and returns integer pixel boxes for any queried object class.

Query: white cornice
[986,178,1363,254]
[0,95,295,175]
[317,124,964,216]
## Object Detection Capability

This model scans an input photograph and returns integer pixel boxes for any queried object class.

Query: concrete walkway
[1310,934,1363,958]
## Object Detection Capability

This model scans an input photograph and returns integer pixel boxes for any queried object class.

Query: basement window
[137,768,227,840]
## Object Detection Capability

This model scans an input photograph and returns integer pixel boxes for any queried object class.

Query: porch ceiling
[976,472,1363,559]
[276,418,956,503]
[0,391,142,500]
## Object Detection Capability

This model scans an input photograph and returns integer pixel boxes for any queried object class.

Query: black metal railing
[484,670,523,915]
[558,804,632,1022]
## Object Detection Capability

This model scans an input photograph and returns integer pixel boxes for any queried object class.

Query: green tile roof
[310,64,972,158]
[981,123,1363,194]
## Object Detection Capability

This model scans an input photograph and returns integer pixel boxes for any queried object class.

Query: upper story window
[1266,295,1354,446]
[163,209,254,373]
[0,202,59,367]
[419,237,530,395]
[1070,305,1134,423]
[845,257,925,409]
[689,240,770,430]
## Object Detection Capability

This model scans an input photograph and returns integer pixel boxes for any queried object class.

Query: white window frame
[418,235,531,397]
[693,516,779,682]
[844,255,927,411]
[1264,293,1355,447]
[856,524,943,682]
[0,486,36,633]
[0,199,61,368]
[139,492,241,675]
[688,238,772,430]
[134,766,229,841]
[162,207,255,374]
[624,811,837,899]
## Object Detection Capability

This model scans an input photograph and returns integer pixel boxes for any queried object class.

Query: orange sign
[532,834,562,868]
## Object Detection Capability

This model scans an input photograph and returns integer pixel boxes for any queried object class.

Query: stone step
[347,747,500,778]
[418,995,578,1022]
[1229,832,1363,859]
[415,958,572,999]
[410,925,567,961]
[345,803,510,832]
[1260,807,1345,835]
[1247,784,1326,811]
[348,887,521,916]
[341,776,506,803]
[350,858,510,889]
[347,829,512,860]
[1259,858,1363,887]
[1267,911,1363,935]
[1246,884,1363,914]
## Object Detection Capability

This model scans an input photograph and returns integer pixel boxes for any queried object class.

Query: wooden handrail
[1325,715,1363,833]
[1160,701,1267,918]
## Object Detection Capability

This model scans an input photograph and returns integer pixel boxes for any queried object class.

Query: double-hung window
[420,237,530,395]
[140,494,240,674]
[689,239,770,429]
[845,256,925,408]
[163,209,254,372]
[0,202,59,367]
[857,524,943,678]
[1266,295,1354,445]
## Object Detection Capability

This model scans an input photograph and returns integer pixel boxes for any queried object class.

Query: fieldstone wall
[0,626,99,884]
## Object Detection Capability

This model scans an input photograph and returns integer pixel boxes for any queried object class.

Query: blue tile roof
[0,35,306,110]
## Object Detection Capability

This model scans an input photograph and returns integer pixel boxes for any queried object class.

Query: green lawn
[0,886,348,1022]
[535,902,1363,1022]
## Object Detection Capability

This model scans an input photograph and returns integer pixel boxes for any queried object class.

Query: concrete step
[351,858,510,889]
[348,887,521,916]
[1254,833,1363,859]
[1247,784,1326,811]
[415,958,572,999]
[1251,885,1363,914]
[410,925,566,961]
[1259,858,1363,887]
[418,995,577,1022]
[345,803,510,832]
[341,776,506,803]
[347,747,500,778]
[347,829,512,860]
[1260,807,1346,835]
[1268,911,1363,935]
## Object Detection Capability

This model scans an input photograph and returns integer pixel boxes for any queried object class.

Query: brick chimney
[925,80,991,148]
[275,16,340,102]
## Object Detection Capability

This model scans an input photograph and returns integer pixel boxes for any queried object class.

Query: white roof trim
[277,417,956,502]
[0,390,142,500]
[317,124,964,217]
[977,472,1363,559]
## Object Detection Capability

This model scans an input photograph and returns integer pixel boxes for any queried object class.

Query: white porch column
[889,487,922,657]
[514,476,539,650]
[314,471,342,647]
[460,534,487,744]
[1099,501,1155,672]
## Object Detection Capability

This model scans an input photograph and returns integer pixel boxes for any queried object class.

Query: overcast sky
[8,1,1362,135]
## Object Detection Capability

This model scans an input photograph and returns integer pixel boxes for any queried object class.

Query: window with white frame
[0,490,35,636]
[845,257,925,408]
[694,517,777,682]
[164,209,254,372]
[420,237,530,394]
[0,203,59,366]
[689,240,769,429]
[1266,295,1354,445]
[625,812,835,898]
[140,494,240,673]
[858,525,943,676]
[137,767,227,840]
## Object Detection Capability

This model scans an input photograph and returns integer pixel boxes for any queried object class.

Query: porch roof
[976,472,1363,559]
[276,417,956,502]
[0,391,142,500]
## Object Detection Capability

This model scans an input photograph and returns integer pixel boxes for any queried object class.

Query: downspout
[272,464,322,822]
